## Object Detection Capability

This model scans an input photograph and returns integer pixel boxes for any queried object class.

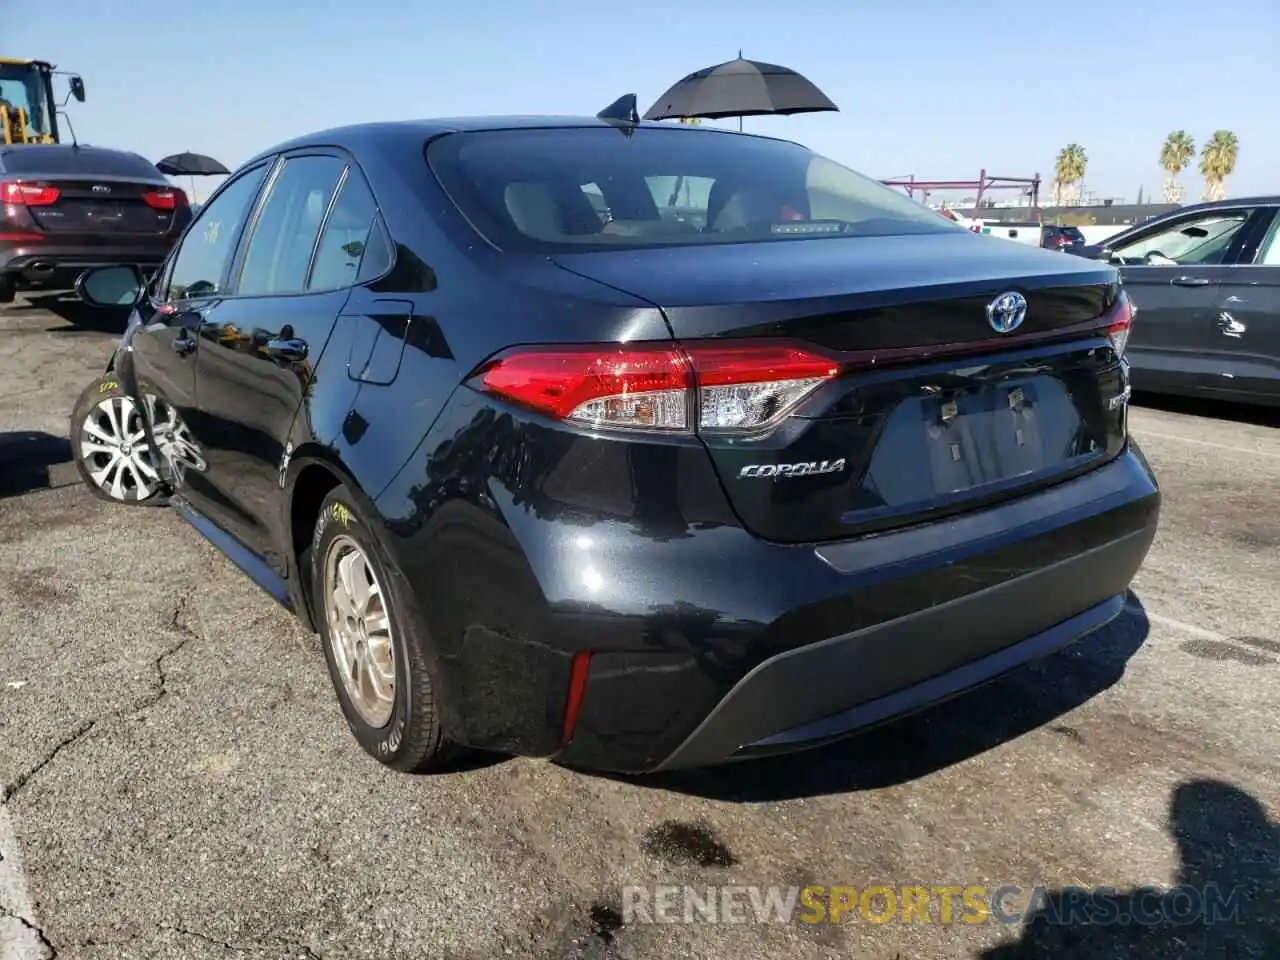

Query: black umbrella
[155,152,229,176]
[644,53,838,130]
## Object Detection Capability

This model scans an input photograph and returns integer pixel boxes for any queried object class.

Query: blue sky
[10,0,1278,203]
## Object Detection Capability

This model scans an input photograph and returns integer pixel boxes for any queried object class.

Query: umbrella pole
[738,116,743,132]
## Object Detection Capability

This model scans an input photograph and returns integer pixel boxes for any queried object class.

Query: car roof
[0,144,165,178]
[1158,195,1280,213]
[238,116,788,168]
[1095,195,1280,248]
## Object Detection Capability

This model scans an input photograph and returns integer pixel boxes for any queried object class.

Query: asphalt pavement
[1,295,1277,959]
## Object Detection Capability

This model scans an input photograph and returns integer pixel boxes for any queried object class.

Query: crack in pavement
[124,590,201,718]
[0,586,208,958]
[1,539,207,809]
[0,719,97,806]
[0,905,57,959]
[3,588,202,805]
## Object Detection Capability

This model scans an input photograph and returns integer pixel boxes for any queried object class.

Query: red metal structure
[880,169,1042,218]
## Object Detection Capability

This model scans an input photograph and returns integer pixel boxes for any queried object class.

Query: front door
[126,161,273,508]
[1109,205,1262,394]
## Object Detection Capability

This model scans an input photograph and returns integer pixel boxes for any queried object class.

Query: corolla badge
[986,291,1027,334]
[739,459,846,479]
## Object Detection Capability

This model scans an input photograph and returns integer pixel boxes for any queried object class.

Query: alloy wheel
[78,395,162,501]
[324,534,396,728]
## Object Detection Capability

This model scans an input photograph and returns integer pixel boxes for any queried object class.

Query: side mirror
[69,77,86,103]
[75,265,144,308]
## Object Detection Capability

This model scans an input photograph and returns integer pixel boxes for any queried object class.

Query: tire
[69,375,168,505]
[310,484,453,773]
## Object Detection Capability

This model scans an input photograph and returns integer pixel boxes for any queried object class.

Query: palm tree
[1159,130,1195,203]
[1053,144,1087,205]
[1199,130,1239,201]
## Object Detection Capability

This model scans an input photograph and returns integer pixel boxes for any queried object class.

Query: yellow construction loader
[0,56,85,146]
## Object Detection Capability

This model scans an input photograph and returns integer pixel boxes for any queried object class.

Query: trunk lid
[26,177,177,235]
[553,233,1130,543]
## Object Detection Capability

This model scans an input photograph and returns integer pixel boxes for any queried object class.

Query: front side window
[237,155,346,296]
[427,127,958,253]
[1111,210,1251,266]
[166,162,270,301]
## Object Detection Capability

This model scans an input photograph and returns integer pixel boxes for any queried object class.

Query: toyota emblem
[986,291,1027,334]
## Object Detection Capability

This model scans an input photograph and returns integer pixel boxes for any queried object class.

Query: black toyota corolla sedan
[70,110,1160,775]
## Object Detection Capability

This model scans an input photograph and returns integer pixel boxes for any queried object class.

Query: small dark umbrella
[155,152,229,176]
[644,53,838,130]
[155,152,229,206]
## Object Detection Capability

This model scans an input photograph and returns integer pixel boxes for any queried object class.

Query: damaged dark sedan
[70,110,1160,775]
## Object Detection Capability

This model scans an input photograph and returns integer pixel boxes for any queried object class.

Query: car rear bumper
[380,435,1160,774]
[1,240,171,289]
[588,447,1157,772]
[653,543,1140,770]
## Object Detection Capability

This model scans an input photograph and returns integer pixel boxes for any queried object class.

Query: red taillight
[560,651,593,745]
[1107,291,1134,358]
[685,342,840,432]
[1,181,60,206]
[142,188,185,210]
[0,231,44,242]
[475,340,841,434]
[477,343,693,429]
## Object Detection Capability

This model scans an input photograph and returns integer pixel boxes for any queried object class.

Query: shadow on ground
[7,292,131,333]
[0,430,73,498]
[1133,391,1280,428]
[618,594,1151,802]
[981,778,1280,959]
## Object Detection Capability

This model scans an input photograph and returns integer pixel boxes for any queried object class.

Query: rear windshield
[426,127,958,253]
[0,147,163,180]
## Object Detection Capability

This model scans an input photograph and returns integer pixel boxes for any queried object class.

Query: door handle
[1170,276,1210,287]
[266,337,308,362]
[172,331,196,356]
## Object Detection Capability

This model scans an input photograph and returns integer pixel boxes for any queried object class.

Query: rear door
[1202,206,1280,402]
[1109,205,1262,393]
[190,151,355,571]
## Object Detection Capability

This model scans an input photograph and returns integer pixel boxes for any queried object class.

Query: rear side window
[308,167,381,291]
[356,216,394,282]
[0,147,163,179]
[237,155,346,296]
[427,127,956,253]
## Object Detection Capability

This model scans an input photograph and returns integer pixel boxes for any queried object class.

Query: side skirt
[172,497,293,610]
